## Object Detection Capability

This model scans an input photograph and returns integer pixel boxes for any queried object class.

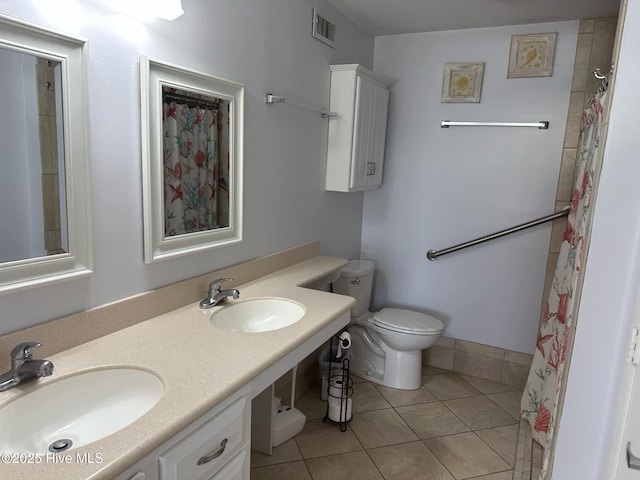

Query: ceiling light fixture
[100,0,183,22]
[153,0,184,21]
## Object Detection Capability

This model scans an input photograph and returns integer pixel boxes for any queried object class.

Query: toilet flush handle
[351,278,360,285]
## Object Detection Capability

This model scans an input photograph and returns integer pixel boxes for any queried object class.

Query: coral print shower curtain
[521,91,608,478]
[163,101,219,236]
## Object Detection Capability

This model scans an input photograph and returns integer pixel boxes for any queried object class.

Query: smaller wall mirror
[0,14,92,293]
[140,57,243,263]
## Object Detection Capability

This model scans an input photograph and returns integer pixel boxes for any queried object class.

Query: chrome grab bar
[426,207,570,261]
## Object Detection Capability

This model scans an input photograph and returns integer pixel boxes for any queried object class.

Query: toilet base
[350,355,422,390]
[348,329,424,390]
[381,349,423,390]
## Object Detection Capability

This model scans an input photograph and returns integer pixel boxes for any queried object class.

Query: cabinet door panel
[208,449,247,480]
[368,83,389,188]
[326,64,389,192]
[350,76,375,190]
[159,396,246,480]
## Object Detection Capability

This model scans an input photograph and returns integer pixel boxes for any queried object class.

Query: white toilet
[332,260,443,390]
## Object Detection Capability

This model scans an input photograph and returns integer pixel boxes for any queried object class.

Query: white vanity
[0,256,353,480]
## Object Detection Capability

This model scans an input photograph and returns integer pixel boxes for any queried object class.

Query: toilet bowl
[332,260,443,390]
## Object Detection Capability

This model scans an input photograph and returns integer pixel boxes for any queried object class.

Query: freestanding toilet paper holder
[323,335,353,432]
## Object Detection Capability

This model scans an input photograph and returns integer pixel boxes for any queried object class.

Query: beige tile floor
[251,366,523,480]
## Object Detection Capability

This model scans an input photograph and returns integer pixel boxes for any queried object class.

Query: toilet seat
[371,308,443,335]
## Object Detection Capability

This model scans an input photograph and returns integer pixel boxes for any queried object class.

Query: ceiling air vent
[312,6,336,48]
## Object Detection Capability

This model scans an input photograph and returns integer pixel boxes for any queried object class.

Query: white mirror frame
[0,15,92,294]
[140,57,244,264]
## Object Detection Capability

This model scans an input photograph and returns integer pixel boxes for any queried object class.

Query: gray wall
[0,0,374,335]
[363,21,579,353]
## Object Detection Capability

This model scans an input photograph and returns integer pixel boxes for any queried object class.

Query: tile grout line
[473,424,521,466]
[361,447,390,480]
[418,438,460,480]
[470,429,516,470]
[438,393,518,433]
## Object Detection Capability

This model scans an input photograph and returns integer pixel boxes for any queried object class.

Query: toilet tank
[332,260,375,317]
[304,270,341,292]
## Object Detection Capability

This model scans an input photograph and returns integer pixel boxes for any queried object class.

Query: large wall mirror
[140,57,243,263]
[0,15,92,293]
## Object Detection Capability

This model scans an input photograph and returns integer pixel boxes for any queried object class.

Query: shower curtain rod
[163,92,221,109]
[426,206,570,260]
[265,92,338,118]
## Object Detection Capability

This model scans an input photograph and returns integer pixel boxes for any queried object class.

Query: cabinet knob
[366,162,376,175]
[197,438,228,465]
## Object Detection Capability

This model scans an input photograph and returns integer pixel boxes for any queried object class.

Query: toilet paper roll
[328,378,347,399]
[338,331,352,349]
[328,397,352,422]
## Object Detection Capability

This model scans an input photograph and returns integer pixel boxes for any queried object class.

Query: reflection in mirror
[141,57,243,264]
[162,87,230,237]
[0,14,92,293]
[0,50,67,263]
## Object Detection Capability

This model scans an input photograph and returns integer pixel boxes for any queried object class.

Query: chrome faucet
[200,278,240,309]
[0,342,54,392]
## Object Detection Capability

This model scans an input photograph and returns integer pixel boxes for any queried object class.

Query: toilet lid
[372,308,443,334]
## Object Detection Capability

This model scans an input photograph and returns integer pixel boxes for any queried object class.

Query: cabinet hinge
[629,327,640,365]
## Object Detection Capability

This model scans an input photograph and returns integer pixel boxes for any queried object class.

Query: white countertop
[0,256,353,479]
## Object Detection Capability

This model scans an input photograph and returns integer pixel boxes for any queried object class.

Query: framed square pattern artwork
[508,33,557,78]
[441,62,485,103]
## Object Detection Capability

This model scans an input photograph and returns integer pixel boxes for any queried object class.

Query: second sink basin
[0,368,163,454]
[211,298,305,333]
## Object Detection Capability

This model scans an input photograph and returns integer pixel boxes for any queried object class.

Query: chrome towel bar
[441,120,549,129]
[426,206,570,261]
[265,92,338,118]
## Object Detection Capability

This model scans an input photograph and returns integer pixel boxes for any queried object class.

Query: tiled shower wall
[35,57,63,255]
[539,17,617,328]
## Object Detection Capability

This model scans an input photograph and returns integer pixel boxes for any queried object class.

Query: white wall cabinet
[325,64,390,192]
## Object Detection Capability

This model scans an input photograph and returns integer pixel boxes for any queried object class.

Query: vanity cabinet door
[159,395,248,480]
[114,387,250,480]
[208,449,248,480]
[325,64,390,193]
[115,456,159,480]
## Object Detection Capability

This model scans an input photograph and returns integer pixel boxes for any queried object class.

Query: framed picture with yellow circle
[441,62,485,103]
[507,33,557,78]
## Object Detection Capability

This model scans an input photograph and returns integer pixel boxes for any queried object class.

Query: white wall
[363,22,578,353]
[0,0,373,335]
[0,49,44,263]
[553,2,640,477]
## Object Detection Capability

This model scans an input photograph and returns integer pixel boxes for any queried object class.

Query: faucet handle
[209,278,234,293]
[10,342,41,360]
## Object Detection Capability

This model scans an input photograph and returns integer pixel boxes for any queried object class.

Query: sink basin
[0,368,163,454]
[211,298,305,333]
